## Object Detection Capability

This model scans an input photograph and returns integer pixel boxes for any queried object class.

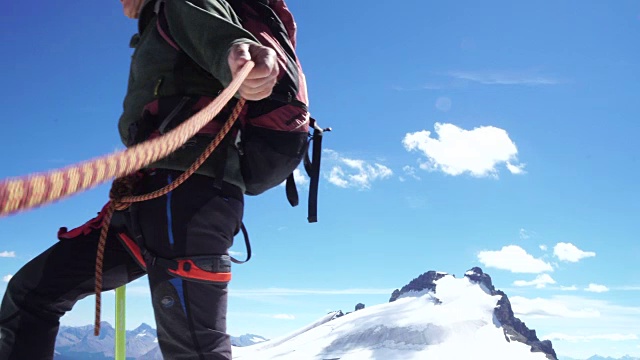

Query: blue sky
[1,1,639,358]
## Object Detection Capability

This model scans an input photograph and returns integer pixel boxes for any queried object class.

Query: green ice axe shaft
[115,285,126,360]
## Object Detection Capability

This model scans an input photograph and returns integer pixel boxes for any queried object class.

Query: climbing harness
[0,62,254,336]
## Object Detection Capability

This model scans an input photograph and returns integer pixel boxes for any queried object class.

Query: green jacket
[118,0,260,191]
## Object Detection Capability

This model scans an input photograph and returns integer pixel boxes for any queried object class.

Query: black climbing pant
[0,169,243,360]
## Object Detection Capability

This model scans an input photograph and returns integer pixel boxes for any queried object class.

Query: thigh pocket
[185,195,244,254]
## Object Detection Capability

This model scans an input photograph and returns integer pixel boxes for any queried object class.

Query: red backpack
[153,0,328,223]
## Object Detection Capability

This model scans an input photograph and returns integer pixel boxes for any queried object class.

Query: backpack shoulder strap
[137,0,159,35]
[270,0,297,47]
[153,0,181,51]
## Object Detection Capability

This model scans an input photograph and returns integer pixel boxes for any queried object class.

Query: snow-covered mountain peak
[231,334,268,347]
[131,322,155,338]
[233,268,558,360]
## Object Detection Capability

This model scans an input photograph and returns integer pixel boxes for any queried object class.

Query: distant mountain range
[54,322,267,359]
[564,356,640,360]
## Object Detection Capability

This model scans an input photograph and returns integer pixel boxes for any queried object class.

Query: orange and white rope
[0,61,254,218]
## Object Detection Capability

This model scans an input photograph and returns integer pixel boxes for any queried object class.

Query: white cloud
[231,288,394,298]
[0,251,16,258]
[511,295,640,352]
[292,168,309,187]
[510,296,600,319]
[477,245,553,273]
[553,242,596,262]
[513,274,556,288]
[279,168,309,189]
[585,284,609,293]
[324,149,392,190]
[519,228,531,240]
[447,70,559,86]
[543,333,638,342]
[506,162,527,174]
[616,286,640,291]
[560,285,578,291]
[2,274,12,282]
[403,123,524,178]
[435,97,452,112]
[539,245,548,251]
[393,70,560,93]
[272,314,296,320]
[402,165,421,180]
[328,167,349,188]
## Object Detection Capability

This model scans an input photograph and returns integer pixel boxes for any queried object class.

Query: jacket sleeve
[163,0,260,87]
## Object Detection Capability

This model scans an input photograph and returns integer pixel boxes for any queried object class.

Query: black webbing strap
[305,118,327,223]
[285,174,299,207]
[268,93,308,111]
[231,223,252,264]
[303,147,313,176]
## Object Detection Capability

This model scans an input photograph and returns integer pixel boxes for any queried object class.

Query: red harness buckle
[168,259,232,283]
